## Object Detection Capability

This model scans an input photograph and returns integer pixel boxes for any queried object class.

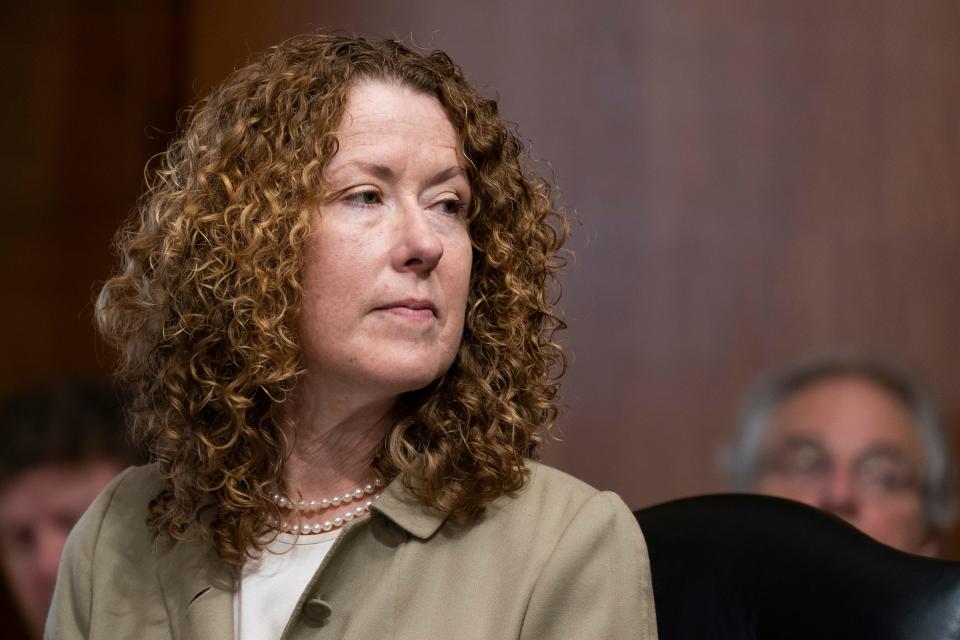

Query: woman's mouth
[374,299,438,319]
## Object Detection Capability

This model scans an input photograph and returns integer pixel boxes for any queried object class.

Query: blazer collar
[371,478,449,540]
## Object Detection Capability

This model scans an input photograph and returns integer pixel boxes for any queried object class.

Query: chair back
[634,494,960,639]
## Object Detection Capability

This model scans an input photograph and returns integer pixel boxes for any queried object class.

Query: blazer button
[303,598,332,624]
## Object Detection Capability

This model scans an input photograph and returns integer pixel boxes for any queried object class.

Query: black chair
[634,494,960,639]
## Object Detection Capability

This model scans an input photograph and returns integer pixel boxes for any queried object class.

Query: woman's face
[297,80,473,401]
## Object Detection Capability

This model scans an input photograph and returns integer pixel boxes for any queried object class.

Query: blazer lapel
[155,535,237,640]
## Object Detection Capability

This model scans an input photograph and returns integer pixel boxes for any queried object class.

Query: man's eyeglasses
[756,438,921,498]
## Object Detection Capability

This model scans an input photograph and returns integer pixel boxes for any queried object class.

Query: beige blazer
[46,462,657,639]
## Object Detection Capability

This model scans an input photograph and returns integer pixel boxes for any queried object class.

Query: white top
[235,529,342,640]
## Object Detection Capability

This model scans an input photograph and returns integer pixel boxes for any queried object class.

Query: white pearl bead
[290,524,300,534]
[311,523,322,534]
[353,488,364,500]
[308,500,318,510]
[320,498,330,508]
[322,521,333,531]
[343,511,354,521]
[332,496,341,506]
[354,506,365,517]
[364,483,374,494]
[374,493,381,500]
[364,500,373,509]
[343,492,353,503]
[334,517,343,527]
[375,477,384,487]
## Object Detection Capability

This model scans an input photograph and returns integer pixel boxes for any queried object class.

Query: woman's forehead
[325,81,462,177]
[337,81,454,137]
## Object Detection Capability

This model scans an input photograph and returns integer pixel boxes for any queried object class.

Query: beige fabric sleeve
[520,490,658,639]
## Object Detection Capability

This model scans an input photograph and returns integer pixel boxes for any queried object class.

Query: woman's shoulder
[501,462,656,638]
[419,461,655,637]
[512,460,632,516]
[62,464,164,569]
[49,464,171,637]
[522,460,604,502]
[87,463,165,532]
[108,462,166,498]
[480,460,640,545]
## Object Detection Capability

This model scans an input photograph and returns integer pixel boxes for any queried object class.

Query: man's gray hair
[728,353,956,530]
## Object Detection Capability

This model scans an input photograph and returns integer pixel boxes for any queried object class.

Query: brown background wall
[2,0,958,599]
[0,2,187,393]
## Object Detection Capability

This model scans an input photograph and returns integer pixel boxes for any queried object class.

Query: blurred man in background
[0,382,137,637]
[728,354,955,557]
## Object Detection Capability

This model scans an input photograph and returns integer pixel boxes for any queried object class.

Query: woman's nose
[391,200,444,274]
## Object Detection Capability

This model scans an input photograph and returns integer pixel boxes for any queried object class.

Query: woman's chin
[377,367,449,397]
[326,359,451,401]
[359,349,456,395]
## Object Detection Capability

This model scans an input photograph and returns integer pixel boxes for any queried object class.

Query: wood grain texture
[0,1,186,394]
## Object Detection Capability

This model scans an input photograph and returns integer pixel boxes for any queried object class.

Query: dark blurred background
[2,0,959,632]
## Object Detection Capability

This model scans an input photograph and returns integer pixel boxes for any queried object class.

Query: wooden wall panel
[0,1,186,394]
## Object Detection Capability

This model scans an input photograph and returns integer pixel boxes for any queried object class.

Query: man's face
[0,459,121,635]
[754,375,933,556]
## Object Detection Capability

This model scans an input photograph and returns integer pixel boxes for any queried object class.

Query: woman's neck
[280,378,395,498]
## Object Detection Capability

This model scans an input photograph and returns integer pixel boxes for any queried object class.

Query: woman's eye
[345,190,382,207]
[435,199,467,215]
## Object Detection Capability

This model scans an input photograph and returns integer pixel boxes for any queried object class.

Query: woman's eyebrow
[424,165,467,189]
[326,161,396,182]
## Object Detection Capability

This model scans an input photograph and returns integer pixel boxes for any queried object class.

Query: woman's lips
[374,299,438,319]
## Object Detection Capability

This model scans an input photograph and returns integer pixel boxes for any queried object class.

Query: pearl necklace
[269,477,385,535]
[271,477,384,512]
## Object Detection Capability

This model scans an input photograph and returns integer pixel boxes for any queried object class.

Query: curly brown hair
[96,33,568,564]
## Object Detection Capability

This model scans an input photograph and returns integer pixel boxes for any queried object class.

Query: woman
[48,34,657,639]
